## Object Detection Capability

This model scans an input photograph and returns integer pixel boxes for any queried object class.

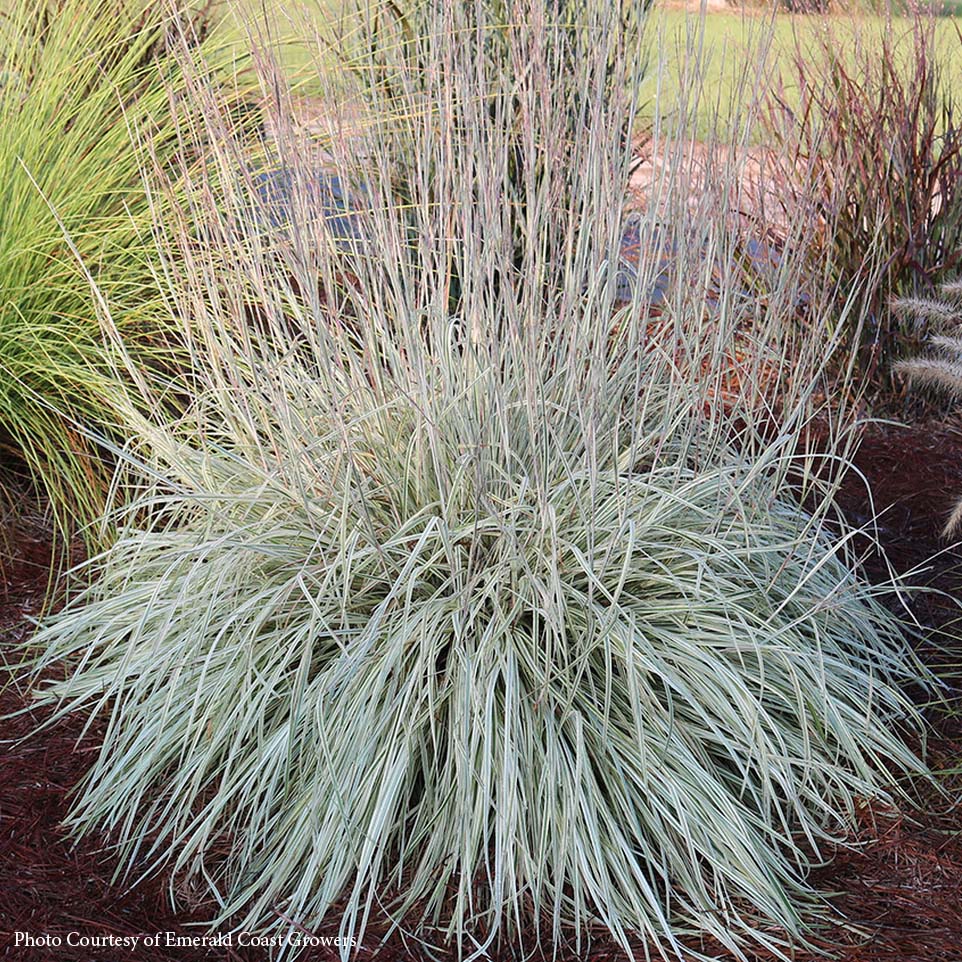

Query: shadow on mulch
[3,421,962,962]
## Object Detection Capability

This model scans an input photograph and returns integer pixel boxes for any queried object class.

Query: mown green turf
[222,2,961,141]
[218,0,338,79]
[641,8,962,139]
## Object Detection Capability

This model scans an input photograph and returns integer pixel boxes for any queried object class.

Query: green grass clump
[0,0,248,541]
[28,0,929,957]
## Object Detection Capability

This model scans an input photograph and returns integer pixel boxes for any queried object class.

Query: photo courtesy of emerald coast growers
[2,0,962,961]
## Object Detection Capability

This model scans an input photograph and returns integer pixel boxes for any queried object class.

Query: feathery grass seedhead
[940,278,962,303]
[891,296,962,331]
[892,281,962,534]
[893,354,962,397]
[27,2,931,958]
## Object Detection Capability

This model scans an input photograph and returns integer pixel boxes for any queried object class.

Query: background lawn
[643,7,962,139]
[221,1,962,142]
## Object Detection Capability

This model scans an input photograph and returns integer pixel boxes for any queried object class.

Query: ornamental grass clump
[0,0,249,541]
[28,2,930,959]
[763,13,962,394]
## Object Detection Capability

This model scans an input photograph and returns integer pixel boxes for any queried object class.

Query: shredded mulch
[3,419,962,962]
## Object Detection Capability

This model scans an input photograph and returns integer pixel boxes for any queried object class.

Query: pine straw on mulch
[3,419,962,962]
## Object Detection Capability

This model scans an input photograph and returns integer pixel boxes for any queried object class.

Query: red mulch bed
[3,420,962,962]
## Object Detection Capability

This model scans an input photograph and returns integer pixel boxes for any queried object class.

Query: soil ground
[3,419,962,962]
